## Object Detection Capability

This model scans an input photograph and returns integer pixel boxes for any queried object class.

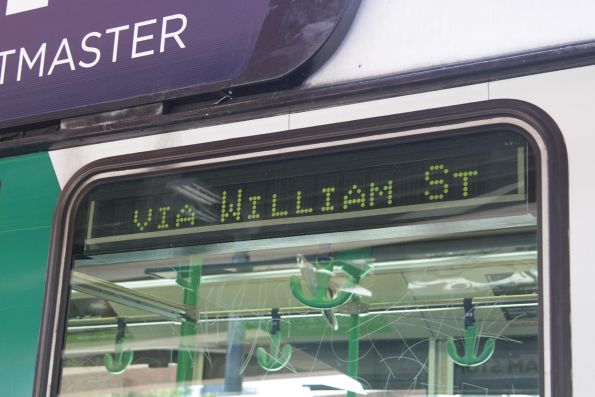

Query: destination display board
[0,0,358,127]
[83,131,532,254]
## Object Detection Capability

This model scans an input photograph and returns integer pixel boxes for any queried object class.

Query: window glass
[58,130,539,396]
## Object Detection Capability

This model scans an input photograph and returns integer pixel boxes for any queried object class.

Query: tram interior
[57,131,539,396]
[60,211,538,396]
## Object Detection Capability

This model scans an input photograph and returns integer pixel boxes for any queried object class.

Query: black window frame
[33,99,570,397]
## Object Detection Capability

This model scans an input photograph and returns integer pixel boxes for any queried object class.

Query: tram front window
[58,129,539,396]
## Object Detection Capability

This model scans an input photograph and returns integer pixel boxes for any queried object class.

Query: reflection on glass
[59,131,539,396]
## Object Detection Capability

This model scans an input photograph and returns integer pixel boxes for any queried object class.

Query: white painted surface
[5,0,48,15]
[49,85,488,188]
[307,0,595,87]
[49,115,289,188]
[490,65,595,397]
[289,83,487,130]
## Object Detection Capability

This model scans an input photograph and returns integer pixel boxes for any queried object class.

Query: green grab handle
[290,274,351,309]
[446,324,496,367]
[103,339,134,375]
[256,333,293,372]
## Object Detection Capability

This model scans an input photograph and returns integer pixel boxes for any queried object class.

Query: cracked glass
[57,129,540,396]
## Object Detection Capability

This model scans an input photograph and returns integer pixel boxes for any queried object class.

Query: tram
[0,1,590,396]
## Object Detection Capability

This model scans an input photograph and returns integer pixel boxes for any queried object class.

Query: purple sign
[0,0,358,127]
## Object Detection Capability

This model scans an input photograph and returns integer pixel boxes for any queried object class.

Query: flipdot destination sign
[0,0,359,126]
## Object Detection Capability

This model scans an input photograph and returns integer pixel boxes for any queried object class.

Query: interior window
[58,129,539,396]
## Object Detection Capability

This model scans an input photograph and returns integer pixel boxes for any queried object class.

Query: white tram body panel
[49,65,595,396]
[307,0,595,86]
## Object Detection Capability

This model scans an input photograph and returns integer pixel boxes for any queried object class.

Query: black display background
[84,131,532,253]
